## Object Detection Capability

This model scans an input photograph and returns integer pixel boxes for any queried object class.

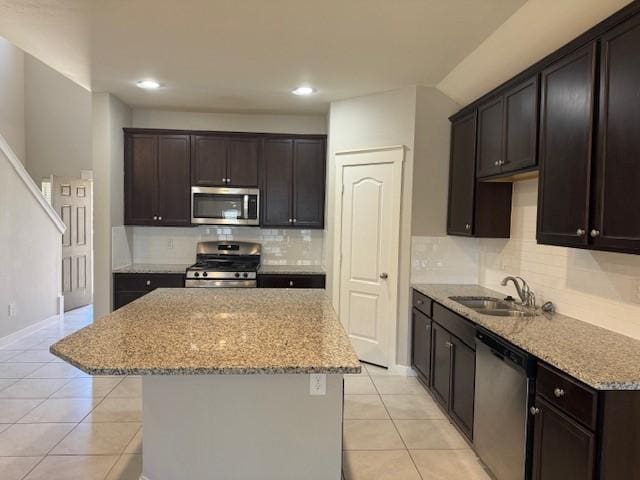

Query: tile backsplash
[113,226,324,267]
[411,178,640,340]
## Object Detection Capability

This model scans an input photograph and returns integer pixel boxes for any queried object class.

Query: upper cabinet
[537,43,596,248]
[449,2,640,255]
[262,137,325,229]
[476,75,539,179]
[447,111,512,238]
[125,133,191,226]
[191,135,259,187]
[592,14,640,254]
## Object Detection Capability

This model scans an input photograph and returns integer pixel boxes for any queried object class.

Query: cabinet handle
[530,406,540,416]
[146,280,151,286]
[553,387,565,398]
[289,280,294,287]
[576,228,586,237]
[590,229,600,238]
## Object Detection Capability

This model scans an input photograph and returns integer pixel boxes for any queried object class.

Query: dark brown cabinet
[537,43,597,248]
[592,14,640,254]
[411,308,432,385]
[449,336,475,438]
[113,273,185,310]
[262,137,325,229]
[430,321,451,407]
[532,396,595,480]
[191,135,259,187]
[447,111,512,238]
[125,133,191,226]
[257,273,325,288]
[476,76,538,179]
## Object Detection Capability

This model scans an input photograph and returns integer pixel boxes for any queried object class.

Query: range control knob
[194,272,200,277]
[202,272,208,277]
[243,272,249,278]
[234,272,240,278]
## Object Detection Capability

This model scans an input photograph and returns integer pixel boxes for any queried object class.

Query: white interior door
[337,148,403,367]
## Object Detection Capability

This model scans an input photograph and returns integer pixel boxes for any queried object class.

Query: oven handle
[243,194,249,220]
[185,279,257,288]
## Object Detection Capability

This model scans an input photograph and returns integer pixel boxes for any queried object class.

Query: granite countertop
[113,264,191,274]
[50,289,360,376]
[258,265,325,275]
[413,284,640,391]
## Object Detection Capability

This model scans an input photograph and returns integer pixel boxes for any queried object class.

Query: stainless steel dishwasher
[474,329,536,480]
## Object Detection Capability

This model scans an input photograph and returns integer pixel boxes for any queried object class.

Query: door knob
[380,273,388,279]
[590,229,600,238]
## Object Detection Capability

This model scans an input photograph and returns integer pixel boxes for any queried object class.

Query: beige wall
[24,54,92,183]
[411,87,460,237]
[93,93,132,319]
[438,0,632,105]
[0,37,26,163]
[0,142,61,338]
[132,109,327,134]
[327,87,417,367]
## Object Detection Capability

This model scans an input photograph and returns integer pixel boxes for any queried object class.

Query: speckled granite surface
[258,265,325,275]
[51,289,360,376]
[413,284,640,391]
[112,264,190,274]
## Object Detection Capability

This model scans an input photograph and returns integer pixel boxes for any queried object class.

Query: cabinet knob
[288,218,293,223]
[289,280,294,287]
[530,406,540,416]
[222,178,227,183]
[553,387,565,398]
[590,229,600,238]
[465,223,471,230]
[494,161,500,167]
[158,216,162,221]
[293,218,297,223]
[445,341,453,348]
[146,280,151,286]
[153,216,158,220]
[226,178,231,183]
[576,228,586,237]
[425,324,431,331]
[417,300,423,305]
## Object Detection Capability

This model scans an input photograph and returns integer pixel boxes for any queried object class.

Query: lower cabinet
[113,273,185,310]
[257,274,325,289]
[532,396,595,480]
[431,322,452,407]
[449,336,476,438]
[411,308,432,385]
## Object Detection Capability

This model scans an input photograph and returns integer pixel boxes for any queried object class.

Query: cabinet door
[191,135,227,187]
[293,139,325,228]
[227,137,260,187]
[125,134,158,225]
[449,337,475,440]
[532,396,595,480]
[592,15,640,254]
[157,135,191,226]
[476,97,504,178]
[537,43,596,248]
[447,111,477,236]
[411,309,432,384]
[430,322,451,408]
[262,138,293,227]
[503,75,539,174]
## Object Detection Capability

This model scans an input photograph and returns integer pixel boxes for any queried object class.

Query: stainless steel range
[185,241,261,288]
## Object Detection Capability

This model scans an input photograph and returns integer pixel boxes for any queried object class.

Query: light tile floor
[0,306,490,480]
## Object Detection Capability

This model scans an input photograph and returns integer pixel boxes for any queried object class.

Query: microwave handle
[244,194,249,220]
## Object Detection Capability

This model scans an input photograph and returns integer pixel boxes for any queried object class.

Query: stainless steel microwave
[191,187,260,225]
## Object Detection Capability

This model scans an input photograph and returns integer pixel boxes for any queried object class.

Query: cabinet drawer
[257,274,325,289]
[412,290,433,317]
[432,303,476,350]
[113,273,185,292]
[537,363,598,430]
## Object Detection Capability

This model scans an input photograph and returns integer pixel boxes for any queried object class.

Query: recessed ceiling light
[136,79,161,89]
[291,86,315,96]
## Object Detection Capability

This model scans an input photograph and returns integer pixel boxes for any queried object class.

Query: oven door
[191,187,259,225]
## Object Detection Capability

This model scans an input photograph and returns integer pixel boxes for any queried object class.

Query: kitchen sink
[449,296,537,318]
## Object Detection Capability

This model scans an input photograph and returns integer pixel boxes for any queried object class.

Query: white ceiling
[0,0,527,114]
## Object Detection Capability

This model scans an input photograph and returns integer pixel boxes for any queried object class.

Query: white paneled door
[52,176,93,311]
[336,147,403,367]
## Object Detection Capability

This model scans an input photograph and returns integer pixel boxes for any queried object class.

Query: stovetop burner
[185,241,261,287]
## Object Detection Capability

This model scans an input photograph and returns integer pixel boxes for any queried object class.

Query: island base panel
[141,374,344,480]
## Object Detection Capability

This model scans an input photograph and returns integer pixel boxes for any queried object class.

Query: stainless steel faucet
[501,276,536,308]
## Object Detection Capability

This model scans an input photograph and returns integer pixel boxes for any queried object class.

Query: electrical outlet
[309,374,326,396]
[8,303,17,317]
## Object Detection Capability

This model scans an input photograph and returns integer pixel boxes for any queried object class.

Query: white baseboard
[389,364,417,376]
[0,313,62,349]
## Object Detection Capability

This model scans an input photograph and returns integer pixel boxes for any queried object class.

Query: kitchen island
[51,289,360,480]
